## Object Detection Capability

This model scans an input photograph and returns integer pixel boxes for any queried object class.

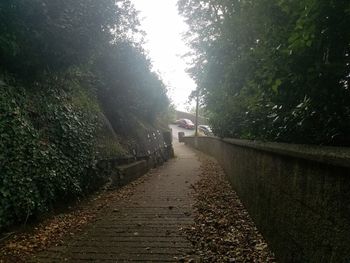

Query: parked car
[177,119,195,129]
[198,125,213,136]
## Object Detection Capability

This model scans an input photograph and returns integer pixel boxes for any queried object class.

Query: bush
[0,79,100,230]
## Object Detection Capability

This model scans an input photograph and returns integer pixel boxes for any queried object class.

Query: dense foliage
[0,0,169,230]
[0,79,99,228]
[0,0,138,80]
[178,0,350,145]
[95,42,169,128]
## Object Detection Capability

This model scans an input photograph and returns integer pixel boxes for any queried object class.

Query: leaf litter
[182,158,276,263]
[0,170,155,263]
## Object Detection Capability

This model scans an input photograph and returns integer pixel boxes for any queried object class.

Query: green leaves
[179,0,350,145]
[94,42,169,124]
[0,0,171,232]
[0,80,100,231]
[271,79,282,93]
[0,0,141,81]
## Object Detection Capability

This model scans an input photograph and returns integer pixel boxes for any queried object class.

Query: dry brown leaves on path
[183,157,276,263]
[0,171,153,263]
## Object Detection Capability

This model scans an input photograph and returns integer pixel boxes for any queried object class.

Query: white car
[198,125,213,136]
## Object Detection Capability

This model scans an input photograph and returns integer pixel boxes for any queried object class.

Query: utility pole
[195,88,199,137]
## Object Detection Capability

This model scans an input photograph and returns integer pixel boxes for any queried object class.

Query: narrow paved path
[32,142,200,262]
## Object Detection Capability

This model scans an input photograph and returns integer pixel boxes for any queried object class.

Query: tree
[0,0,140,81]
[95,42,169,129]
[178,0,350,145]
[0,0,170,230]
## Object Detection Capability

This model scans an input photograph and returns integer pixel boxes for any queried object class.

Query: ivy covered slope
[0,1,169,231]
[179,0,350,145]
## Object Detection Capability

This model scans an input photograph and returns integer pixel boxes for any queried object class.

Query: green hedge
[0,80,103,230]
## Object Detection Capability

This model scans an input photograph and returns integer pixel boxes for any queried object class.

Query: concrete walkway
[32,142,200,262]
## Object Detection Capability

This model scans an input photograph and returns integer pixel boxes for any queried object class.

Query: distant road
[169,124,195,141]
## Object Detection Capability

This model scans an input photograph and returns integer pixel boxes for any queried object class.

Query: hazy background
[131,0,196,111]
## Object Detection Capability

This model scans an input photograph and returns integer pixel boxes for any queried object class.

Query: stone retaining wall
[182,136,350,263]
[96,131,174,190]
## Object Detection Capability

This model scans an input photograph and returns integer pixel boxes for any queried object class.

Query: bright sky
[131,0,196,111]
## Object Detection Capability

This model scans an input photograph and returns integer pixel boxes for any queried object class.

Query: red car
[177,119,195,129]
